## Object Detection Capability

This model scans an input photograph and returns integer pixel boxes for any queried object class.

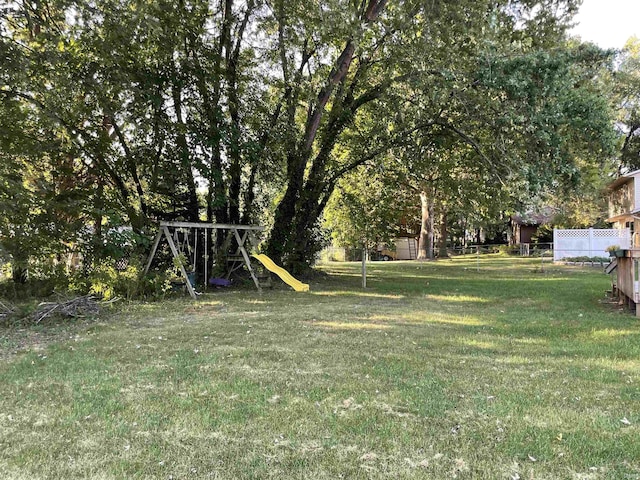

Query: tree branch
[434,119,507,186]
[327,120,438,184]
[304,40,356,150]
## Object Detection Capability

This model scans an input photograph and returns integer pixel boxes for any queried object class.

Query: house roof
[608,169,640,190]
[606,213,634,223]
[607,209,640,223]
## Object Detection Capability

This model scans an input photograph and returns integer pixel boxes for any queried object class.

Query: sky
[570,0,640,50]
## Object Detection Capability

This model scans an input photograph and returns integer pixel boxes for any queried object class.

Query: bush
[498,245,520,255]
[70,259,172,301]
[0,261,69,300]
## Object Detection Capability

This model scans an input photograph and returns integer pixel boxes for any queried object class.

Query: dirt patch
[0,321,93,361]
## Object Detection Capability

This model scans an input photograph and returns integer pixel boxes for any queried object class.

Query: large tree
[261,0,601,270]
[615,37,640,171]
[322,37,617,260]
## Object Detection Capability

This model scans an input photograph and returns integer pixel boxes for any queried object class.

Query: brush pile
[0,300,15,321]
[31,295,101,324]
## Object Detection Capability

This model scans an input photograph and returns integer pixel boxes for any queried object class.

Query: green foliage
[70,260,171,301]
[317,247,347,263]
[324,165,403,249]
[562,256,610,263]
[616,37,640,170]
[0,276,65,301]
[498,245,521,255]
[0,257,71,300]
[171,254,190,272]
[339,34,618,257]
[0,0,619,276]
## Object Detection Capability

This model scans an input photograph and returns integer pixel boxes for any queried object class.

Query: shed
[510,208,555,244]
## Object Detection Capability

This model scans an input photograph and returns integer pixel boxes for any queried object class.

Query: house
[606,169,640,235]
[606,169,640,315]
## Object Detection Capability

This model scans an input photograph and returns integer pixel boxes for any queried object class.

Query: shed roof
[511,206,556,226]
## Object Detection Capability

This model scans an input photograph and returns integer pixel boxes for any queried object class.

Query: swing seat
[209,277,232,287]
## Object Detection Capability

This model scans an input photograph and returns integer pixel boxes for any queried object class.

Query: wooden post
[204,229,208,292]
[164,226,197,299]
[143,230,164,275]
[233,228,262,292]
[362,244,367,289]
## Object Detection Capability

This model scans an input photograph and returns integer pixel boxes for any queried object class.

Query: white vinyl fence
[553,228,630,261]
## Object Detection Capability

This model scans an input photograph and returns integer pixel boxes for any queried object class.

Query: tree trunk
[438,210,448,258]
[265,0,389,267]
[171,81,199,222]
[11,262,28,284]
[225,1,253,225]
[417,191,434,260]
[267,36,358,262]
[277,179,337,273]
[509,218,518,246]
[10,240,29,283]
[266,149,307,264]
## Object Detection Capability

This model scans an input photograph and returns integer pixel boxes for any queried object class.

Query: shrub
[71,259,172,301]
[0,261,69,300]
[498,245,520,255]
[561,256,610,263]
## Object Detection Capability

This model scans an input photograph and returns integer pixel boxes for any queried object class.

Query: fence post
[588,228,594,257]
[553,229,557,261]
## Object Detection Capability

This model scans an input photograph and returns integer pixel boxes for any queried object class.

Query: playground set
[143,221,309,298]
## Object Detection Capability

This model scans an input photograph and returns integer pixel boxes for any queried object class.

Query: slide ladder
[251,254,309,292]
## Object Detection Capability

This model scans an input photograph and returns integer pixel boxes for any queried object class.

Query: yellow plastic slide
[252,254,310,292]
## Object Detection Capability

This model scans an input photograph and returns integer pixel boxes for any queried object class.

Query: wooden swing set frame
[143,221,265,298]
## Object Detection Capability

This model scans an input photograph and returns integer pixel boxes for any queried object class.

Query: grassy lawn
[1,255,639,479]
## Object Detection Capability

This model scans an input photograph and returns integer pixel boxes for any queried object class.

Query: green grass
[1,255,639,479]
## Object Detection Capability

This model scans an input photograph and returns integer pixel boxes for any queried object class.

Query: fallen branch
[0,300,16,319]
[31,295,102,324]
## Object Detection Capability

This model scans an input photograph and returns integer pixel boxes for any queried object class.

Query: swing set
[143,221,265,298]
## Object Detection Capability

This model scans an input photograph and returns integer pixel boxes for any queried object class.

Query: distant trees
[324,163,404,252]
[326,41,618,258]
